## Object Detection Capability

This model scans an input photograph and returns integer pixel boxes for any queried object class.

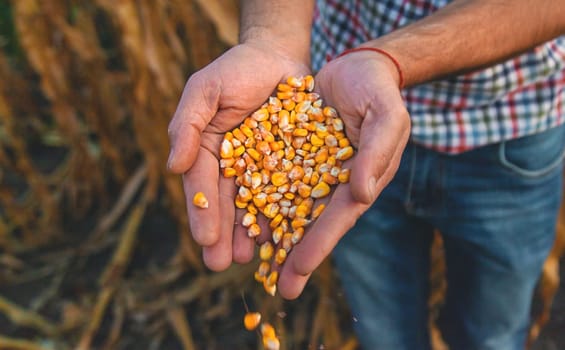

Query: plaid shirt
[311,0,565,153]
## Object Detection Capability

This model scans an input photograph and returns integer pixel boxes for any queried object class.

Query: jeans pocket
[498,124,565,178]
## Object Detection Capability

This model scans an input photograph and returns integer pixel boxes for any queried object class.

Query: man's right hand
[167,41,310,271]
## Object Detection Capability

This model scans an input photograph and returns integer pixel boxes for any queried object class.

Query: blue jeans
[333,124,565,350]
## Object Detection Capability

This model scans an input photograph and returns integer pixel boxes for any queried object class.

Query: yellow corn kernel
[238,186,253,203]
[252,108,269,122]
[311,203,326,219]
[334,131,346,140]
[233,158,247,176]
[262,154,278,171]
[263,335,280,350]
[263,279,277,296]
[272,226,283,244]
[247,203,258,215]
[291,217,311,230]
[339,137,350,148]
[247,148,262,162]
[295,202,311,218]
[309,171,320,186]
[292,91,306,103]
[275,248,287,265]
[288,165,305,181]
[232,128,246,142]
[310,134,325,147]
[332,118,345,131]
[254,271,265,283]
[292,128,309,137]
[266,271,279,286]
[297,183,312,198]
[220,139,234,159]
[269,140,282,152]
[243,116,258,129]
[267,192,283,203]
[271,172,288,186]
[326,155,337,167]
[269,213,284,230]
[263,184,277,194]
[263,203,280,219]
[291,227,304,244]
[244,312,261,331]
[255,261,270,281]
[321,172,338,185]
[268,96,282,114]
[253,192,267,208]
[322,106,338,119]
[241,212,256,227]
[304,75,315,91]
[336,146,354,161]
[247,223,261,238]
[250,172,262,189]
[325,134,338,147]
[259,241,274,261]
[223,168,237,178]
[192,192,209,209]
[338,168,351,183]
[282,98,296,111]
[285,146,296,160]
[311,181,331,198]
[223,131,234,141]
[314,148,329,164]
[234,195,248,209]
[220,158,235,169]
[234,145,246,157]
[282,233,293,252]
[277,90,294,100]
[283,192,295,200]
[287,76,304,89]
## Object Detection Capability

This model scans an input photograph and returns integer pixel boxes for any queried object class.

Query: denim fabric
[333,124,565,350]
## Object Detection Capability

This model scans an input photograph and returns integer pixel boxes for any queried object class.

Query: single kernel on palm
[244,312,262,331]
[311,181,331,198]
[312,203,326,219]
[192,192,209,209]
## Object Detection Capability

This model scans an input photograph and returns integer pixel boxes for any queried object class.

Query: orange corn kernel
[192,192,208,209]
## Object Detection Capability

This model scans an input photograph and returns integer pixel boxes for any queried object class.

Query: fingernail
[368,176,377,201]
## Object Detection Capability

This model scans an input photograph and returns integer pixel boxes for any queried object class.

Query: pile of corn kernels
[194,75,354,350]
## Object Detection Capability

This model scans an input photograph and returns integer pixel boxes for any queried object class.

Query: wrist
[240,28,311,66]
[337,47,404,89]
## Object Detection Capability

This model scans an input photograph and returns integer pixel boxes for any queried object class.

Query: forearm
[365,0,565,87]
[239,0,314,64]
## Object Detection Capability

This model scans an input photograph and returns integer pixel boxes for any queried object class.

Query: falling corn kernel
[192,192,208,209]
[244,312,262,331]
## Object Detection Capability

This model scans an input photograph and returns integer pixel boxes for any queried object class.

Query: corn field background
[0,1,563,349]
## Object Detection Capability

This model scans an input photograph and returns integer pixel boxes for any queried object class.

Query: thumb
[350,104,410,204]
[167,71,221,174]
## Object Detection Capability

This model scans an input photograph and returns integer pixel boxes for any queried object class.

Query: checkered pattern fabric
[311,0,565,153]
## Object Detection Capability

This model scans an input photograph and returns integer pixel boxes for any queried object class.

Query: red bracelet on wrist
[336,47,405,89]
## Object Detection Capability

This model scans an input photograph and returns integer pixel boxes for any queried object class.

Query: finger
[278,183,369,299]
[233,206,256,264]
[168,71,221,174]
[201,176,237,270]
[183,147,221,248]
[350,104,410,204]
